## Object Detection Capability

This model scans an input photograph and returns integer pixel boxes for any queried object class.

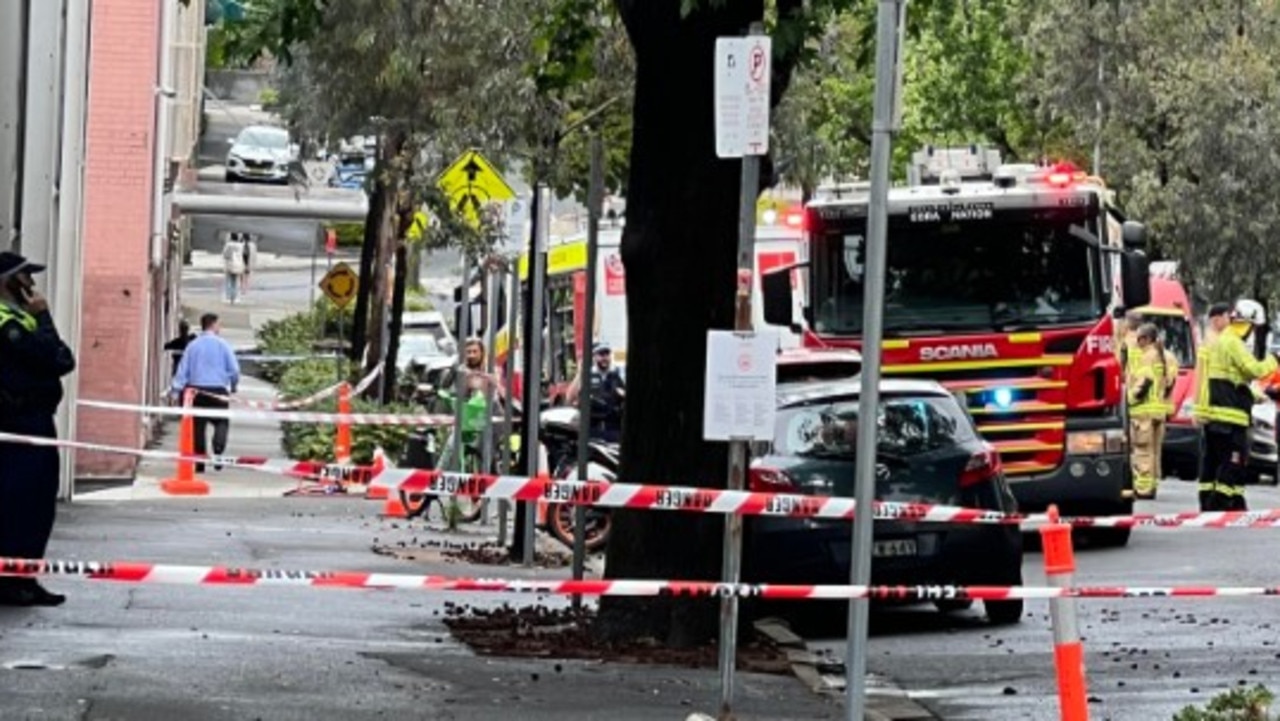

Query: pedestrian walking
[222,233,246,304]
[171,313,241,473]
[1194,300,1278,511]
[0,251,77,606]
[240,234,258,296]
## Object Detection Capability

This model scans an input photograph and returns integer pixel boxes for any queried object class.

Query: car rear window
[768,395,975,458]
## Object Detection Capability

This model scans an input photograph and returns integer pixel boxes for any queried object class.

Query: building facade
[1,0,205,485]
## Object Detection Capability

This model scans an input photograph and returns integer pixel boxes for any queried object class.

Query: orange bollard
[161,389,210,496]
[1040,505,1089,721]
[334,382,353,463]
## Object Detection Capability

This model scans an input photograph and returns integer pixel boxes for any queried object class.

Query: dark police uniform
[0,253,76,605]
[588,358,625,443]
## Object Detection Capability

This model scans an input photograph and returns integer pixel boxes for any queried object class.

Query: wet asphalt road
[810,479,1280,720]
[0,499,840,721]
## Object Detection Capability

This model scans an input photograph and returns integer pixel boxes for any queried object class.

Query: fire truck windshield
[811,208,1105,335]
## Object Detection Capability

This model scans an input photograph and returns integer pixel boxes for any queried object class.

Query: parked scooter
[538,406,617,553]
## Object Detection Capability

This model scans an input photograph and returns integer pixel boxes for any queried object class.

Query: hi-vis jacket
[1194,330,1277,427]
[1128,346,1169,419]
[0,301,77,422]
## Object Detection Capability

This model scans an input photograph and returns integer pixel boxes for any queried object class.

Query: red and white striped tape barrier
[0,431,381,486]
[9,429,1280,531]
[196,362,384,410]
[77,399,458,426]
[3,557,1280,600]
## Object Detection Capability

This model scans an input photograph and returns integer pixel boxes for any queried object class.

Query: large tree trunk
[596,0,766,648]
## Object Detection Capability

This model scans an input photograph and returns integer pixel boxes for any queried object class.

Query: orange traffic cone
[381,494,408,518]
[161,389,210,496]
[334,382,353,463]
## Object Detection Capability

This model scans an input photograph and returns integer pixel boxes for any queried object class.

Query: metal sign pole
[519,184,551,566]
[453,253,473,473]
[499,263,520,546]
[846,2,906,719]
[572,132,605,606]
[481,264,501,524]
[718,22,766,720]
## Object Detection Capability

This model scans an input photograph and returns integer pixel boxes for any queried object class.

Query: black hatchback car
[743,377,1025,625]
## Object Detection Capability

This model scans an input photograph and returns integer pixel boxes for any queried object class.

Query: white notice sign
[714,36,772,159]
[703,330,778,441]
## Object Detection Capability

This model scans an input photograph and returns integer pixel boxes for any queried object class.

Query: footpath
[39,262,936,720]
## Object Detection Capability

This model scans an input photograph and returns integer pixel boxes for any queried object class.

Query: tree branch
[770,0,807,108]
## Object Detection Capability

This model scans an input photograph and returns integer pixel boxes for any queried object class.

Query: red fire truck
[760,145,1152,546]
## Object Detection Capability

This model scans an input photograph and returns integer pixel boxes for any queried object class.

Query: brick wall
[75,0,161,477]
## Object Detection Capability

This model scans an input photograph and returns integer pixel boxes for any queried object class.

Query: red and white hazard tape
[377,470,1022,524]
[0,431,381,485]
[196,362,384,410]
[11,429,1280,532]
[77,399,457,427]
[377,470,1280,530]
[4,557,1280,600]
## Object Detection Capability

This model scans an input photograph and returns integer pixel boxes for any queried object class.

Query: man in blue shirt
[171,313,241,472]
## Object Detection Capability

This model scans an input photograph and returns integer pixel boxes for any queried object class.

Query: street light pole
[846,2,907,720]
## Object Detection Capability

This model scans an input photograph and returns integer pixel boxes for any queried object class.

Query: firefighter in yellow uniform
[1117,310,1142,373]
[1128,324,1167,499]
[1153,336,1179,485]
[1194,300,1278,511]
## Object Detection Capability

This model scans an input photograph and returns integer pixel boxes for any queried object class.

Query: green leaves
[1026,0,1280,301]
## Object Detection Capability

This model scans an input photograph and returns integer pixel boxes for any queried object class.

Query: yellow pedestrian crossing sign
[407,210,429,241]
[320,262,359,309]
[437,149,516,228]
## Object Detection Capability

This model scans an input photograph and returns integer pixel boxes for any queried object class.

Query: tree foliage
[1025,0,1280,302]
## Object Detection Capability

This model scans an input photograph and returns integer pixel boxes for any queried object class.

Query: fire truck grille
[882,363,1068,476]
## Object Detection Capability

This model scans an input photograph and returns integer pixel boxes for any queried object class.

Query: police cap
[0,251,46,279]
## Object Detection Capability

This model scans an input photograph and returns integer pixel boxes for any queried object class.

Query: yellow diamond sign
[320,262,359,309]
[437,149,516,228]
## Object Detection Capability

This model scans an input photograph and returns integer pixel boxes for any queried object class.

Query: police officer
[1194,300,1278,511]
[569,343,625,443]
[1128,324,1167,499]
[0,251,77,606]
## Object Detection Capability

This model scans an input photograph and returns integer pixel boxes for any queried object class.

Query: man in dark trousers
[171,313,241,472]
[0,251,77,606]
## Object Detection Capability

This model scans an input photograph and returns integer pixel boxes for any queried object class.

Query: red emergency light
[1043,162,1086,188]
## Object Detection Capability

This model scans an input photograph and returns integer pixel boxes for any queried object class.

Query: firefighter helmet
[1232,299,1267,327]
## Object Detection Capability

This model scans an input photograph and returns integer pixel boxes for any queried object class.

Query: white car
[1249,399,1279,485]
[225,125,297,184]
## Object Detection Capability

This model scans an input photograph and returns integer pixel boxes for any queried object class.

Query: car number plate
[872,539,918,558]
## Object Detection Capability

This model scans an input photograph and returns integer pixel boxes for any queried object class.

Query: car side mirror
[1121,251,1151,309]
[1121,220,1146,251]
[226,138,237,145]
[762,265,800,327]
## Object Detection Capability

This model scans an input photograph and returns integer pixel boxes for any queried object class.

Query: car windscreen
[1141,313,1195,368]
[240,128,289,149]
[769,395,975,459]
[811,206,1104,335]
[399,335,443,358]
